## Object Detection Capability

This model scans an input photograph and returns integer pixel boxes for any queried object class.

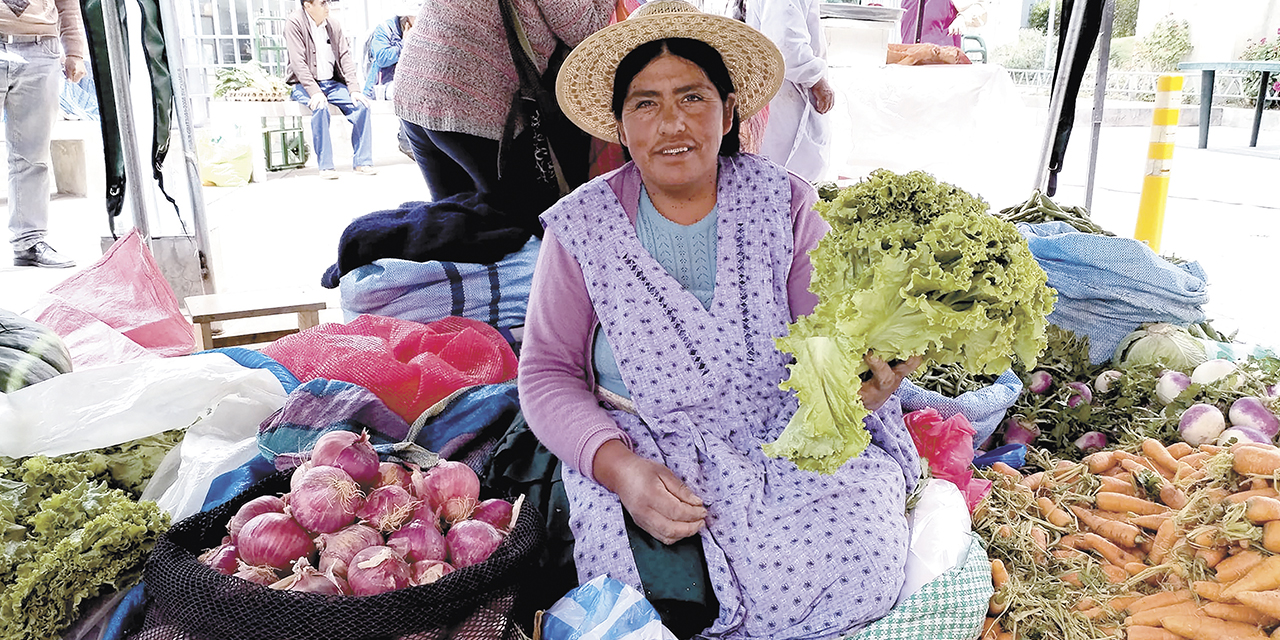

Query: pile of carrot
[975,439,1280,640]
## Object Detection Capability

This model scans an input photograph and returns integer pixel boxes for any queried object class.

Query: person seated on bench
[4,0,86,268]
[284,0,377,180]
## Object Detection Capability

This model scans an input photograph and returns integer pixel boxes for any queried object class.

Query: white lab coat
[747,0,831,182]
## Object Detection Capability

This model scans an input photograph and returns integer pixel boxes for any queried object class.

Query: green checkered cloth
[849,533,993,640]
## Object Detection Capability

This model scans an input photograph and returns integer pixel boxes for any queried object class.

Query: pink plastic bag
[34,230,196,365]
[903,407,992,513]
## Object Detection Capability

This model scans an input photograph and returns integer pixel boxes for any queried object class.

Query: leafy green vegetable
[214,61,287,98]
[765,170,1056,472]
[0,433,180,640]
[1111,322,1207,370]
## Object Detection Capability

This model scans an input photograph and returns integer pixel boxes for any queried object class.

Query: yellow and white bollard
[1133,74,1184,252]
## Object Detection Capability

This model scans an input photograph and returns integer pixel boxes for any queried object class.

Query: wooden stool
[186,289,328,350]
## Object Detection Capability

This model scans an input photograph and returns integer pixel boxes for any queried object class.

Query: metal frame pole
[157,0,218,295]
[1084,0,1114,212]
[1035,0,1089,193]
[100,0,153,242]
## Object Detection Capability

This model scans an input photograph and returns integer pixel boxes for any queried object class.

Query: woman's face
[617,53,736,197]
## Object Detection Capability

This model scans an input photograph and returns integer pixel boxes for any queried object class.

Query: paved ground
[1,99,1277,350]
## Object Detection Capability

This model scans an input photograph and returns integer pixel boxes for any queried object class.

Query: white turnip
[1180,403,1226,446]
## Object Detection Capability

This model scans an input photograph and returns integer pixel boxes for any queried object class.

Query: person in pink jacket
[519,2,922,637]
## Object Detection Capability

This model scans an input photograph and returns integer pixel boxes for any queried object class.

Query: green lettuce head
[766,170,1056,473]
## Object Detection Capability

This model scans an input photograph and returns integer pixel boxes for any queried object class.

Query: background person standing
[900,0,987,48]
[285,0,376,179]
[3,0,87,268]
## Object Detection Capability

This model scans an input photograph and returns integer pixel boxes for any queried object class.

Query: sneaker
[353,166,378,176]
[14,241,76,268]
[320,170,339,180]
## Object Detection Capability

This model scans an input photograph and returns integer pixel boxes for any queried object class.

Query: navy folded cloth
[321,192,533,288]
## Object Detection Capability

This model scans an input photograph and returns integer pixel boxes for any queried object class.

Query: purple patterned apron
[541,154,919,639]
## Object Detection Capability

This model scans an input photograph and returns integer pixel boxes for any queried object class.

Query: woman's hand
[859,354,923,411]
[594,440,706,545]
[810,77,835,114]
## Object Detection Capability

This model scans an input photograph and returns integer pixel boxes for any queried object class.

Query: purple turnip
[1065,382,1093,408]
[1191,359,1240,387]
[1074,431,1108,452]
[1217,426,1271,447]
[1228,397,1280,439]
[1002,416,1040,447]
[1179,403,1226,446]
[1026,371,1053,395]
[1094,370,1122,395]
[1155,370,1191,405]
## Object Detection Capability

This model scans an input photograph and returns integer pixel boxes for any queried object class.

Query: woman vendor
[517,2,923,637]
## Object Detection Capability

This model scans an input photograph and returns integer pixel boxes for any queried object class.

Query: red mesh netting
[263,315,518,423]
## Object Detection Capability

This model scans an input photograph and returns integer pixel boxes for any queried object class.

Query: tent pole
[1084,0,1115,212]
[1035,0,1089,193]
[100,0,153,242]
[157,0,219,295]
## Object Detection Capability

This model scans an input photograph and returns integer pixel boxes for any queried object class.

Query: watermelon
[0,308,72,392]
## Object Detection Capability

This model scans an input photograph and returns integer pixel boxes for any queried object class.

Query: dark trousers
[402,123,502,201]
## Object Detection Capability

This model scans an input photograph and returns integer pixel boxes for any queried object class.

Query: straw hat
[555,0,784,142]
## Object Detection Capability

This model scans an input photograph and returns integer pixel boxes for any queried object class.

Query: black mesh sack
[127,469,544,640]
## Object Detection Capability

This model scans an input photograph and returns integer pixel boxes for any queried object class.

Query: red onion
[268,557,349,595]
[290,465,365,534]
[198,541,239,575]
[386,519,448,563]
[357,485,418,532]
[377,462,413,492]
[227,495,287,544]
[410,560,454,586]
[290,460,314,493]
[470,499,514,532]
[446,519,504,568]
[419,461,480,524]
[237,512,316,570]
[234,560,282,586]
[310,430,380,487]
[347,546,411,596]
[317,523,385,578]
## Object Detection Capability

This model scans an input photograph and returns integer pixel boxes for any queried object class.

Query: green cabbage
[763,170,1057,473]
[1111,322,1207,371]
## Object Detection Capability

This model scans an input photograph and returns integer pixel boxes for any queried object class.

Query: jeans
[3,39,63,252]
[401,122,501,201]
[289,80,373,171]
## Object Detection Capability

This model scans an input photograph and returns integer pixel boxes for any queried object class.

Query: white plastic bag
[542,575,677,640]
[0,352,286,458]
[897,478,974,606]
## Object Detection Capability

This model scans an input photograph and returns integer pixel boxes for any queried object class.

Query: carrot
[1081,532,1139,566]
[1022,471,1046,490]
[1078,605,1105,619]
[1234,446,1280,476]
[1202,601,1279,627]
[1144,438,1192,478]
[1118,451,1176,480]
[1193,580,1234,603]
[1234,590,1280,619]
[988,591,1010,615]
[1190,529,1220,549]
[1250,477,1272,491]
[1030,526,1049,560]
[1245,496,1280,523]
[1131,513,1172,531]
[1226,488,1280,504]
[1037,496,1074,528]
[1086,450,1119,474]
[1266,521,1280,554]
[1096,491,1170,516]
[1060,571,1083,587]
[1167,441,1194,458]
[1216,550,1265,584]
[981,617,1001,640]
[1074,597,1097,611]
[1070,504,1143,547]
[1124,561,1150,576]
[1161,614,1269,640]
[1148,517,1180,565]
[1108,594,1142,612]
[1101,563,1128,584]
[1224,555,1280,598]
[1127,589,1195,613]
[991,461,1022,481]
[1196,546,1229,569]
[1124,626,1181,640]
[1200,444,1226,454]
[1128,602,1205,626]
[1180,451,1211,469]
[995,633,1013,640]
[1099,474,1138,496]
[991,559,1008,590]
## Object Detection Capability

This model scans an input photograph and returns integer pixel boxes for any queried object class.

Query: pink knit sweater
[517,162,829,482]
[393,0,613,140]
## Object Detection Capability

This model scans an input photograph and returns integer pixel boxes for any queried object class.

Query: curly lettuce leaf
[765,170,1056,473]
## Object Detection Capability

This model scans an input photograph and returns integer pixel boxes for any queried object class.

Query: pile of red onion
[196,430,517,597]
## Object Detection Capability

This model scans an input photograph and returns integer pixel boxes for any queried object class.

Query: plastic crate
[263,116,307,171]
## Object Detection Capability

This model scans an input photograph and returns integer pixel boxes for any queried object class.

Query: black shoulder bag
[497,0,591,201]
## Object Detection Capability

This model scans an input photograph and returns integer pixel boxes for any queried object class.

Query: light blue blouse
[593,187,718,398]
